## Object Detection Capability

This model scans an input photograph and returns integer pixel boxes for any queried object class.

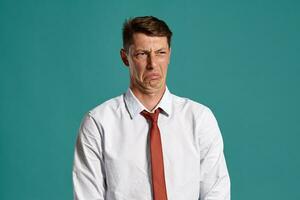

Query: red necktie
[141,109,168,200]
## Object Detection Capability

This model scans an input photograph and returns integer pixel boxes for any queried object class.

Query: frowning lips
[144,73,161,80]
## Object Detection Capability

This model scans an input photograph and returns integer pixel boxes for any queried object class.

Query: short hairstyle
[122,16,173,52]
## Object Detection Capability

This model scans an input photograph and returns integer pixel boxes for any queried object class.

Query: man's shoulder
[88,94,124,119]
[171,93,208,110]
[170,93,212,117]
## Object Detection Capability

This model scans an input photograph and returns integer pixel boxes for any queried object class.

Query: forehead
[130,33,168,50]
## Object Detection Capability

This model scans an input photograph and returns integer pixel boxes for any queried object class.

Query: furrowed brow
[155,48,167,52]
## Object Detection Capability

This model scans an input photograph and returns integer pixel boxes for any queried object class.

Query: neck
[131,86,166,111]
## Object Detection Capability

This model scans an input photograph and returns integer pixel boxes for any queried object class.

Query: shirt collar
[124,87,172,119]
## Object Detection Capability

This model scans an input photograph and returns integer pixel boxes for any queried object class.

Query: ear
[120,49,129,66]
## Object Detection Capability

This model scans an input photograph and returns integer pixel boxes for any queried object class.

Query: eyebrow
[134,48,168,52]
[155,48,167,52]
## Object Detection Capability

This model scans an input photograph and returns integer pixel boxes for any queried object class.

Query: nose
[146,52,157,70]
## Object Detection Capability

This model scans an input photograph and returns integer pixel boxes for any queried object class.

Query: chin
[147,84,165,92]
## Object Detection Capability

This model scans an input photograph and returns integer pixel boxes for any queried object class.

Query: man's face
[121,33,171,95]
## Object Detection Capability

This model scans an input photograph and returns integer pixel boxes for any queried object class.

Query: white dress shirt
[73,87,230,200]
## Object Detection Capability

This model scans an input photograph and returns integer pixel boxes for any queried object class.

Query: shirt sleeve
[198,107,231,200]
[72,113,106,200]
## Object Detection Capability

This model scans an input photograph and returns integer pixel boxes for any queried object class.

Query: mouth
[145,73,161,80]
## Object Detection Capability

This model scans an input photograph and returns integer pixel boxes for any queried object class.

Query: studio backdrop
[1,0,299,199]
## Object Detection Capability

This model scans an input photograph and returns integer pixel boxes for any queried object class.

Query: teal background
[1,0,299,199]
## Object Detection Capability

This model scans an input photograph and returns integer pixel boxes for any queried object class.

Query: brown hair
[122,16,173,52]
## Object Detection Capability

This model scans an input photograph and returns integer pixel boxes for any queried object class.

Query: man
[73,16,230,200]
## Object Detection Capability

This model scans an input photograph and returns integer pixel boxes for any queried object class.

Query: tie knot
[141,109,160,123]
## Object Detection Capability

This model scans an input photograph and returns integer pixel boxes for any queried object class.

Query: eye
[136,52,146,56]
[135,52,148,59]
[156,51,167,56]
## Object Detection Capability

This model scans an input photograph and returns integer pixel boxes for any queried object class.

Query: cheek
[160,61,169,74]
[159,56,169,68]
[131,63,145,78]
